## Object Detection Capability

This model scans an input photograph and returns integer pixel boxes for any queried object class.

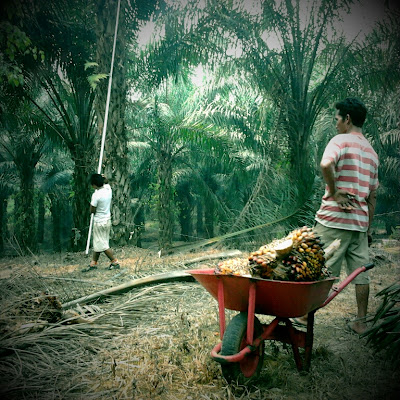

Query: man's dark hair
[335,97,367,128]
[90,173,104,187]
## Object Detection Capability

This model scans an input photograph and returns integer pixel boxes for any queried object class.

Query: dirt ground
[0,239,399,399]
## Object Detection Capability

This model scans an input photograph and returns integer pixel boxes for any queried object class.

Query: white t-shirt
[91,184,112,223]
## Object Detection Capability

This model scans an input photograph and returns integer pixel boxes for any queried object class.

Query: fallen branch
[165,210,301,254]
[41,276,113,287]
[62,270,195,309]
[183,249,242,265]
[105,268,128,282]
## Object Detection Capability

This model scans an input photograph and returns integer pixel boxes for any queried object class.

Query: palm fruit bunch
[287,226,328,281]
[215,226,337,281]
[249,226,330,281]
[248,238,292,279]
[215,257,251,276]
[247,244,277,279]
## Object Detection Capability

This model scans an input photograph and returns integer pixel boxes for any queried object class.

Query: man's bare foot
[348,321,367,335]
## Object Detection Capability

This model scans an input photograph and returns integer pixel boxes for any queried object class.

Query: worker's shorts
[93,219,112,253]
[313,222,370,285]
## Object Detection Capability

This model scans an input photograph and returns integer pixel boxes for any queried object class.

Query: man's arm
[366,189,377,235]
[320,159,355,210]
[90,205,96,214]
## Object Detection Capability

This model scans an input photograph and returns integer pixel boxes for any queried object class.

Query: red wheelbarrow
[188,262,374,383]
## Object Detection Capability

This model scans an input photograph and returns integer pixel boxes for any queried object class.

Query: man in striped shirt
[314,97,379,334]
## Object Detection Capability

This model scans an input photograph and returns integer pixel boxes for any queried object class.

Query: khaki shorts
[93,219,112,252]
[313,222,370,285]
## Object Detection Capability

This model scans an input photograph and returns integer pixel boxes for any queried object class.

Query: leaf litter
[0,242,399,399]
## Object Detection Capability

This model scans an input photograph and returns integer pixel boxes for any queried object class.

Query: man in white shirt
[83,173,120,272]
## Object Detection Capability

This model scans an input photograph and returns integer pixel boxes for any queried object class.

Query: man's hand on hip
[332,189,356,210]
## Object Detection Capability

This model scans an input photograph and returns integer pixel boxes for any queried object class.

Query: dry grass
[0,241,399,399]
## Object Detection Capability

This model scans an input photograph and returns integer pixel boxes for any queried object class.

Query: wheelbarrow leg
[217,279,226,340]
[286,311,315,371]
[246,281,256,344]
[304,311,315,371]
[287,320,303,371]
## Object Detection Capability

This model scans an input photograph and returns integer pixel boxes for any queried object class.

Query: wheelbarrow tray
[189,268,336,318]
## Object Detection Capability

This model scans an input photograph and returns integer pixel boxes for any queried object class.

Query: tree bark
[178,190,193,242]
[132,203,145,247]
[204,196,215,239]
[95,0,132,245]
[49,193,61,252]
[70,149,92,251]
[157,149,174,249]
[15,167,37,253]
[0,197,6,253]
[196,200,204,238]
[37,192,45,244]
[288,123,314,198]
[61,200,73,251]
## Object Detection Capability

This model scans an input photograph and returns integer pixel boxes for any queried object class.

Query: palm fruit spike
[215,258,251,276]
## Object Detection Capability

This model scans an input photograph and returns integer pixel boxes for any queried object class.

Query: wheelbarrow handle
[363,262,375,271]
[320,262,375,308]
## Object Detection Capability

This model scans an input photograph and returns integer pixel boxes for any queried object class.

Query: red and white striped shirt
[315,132,379,232]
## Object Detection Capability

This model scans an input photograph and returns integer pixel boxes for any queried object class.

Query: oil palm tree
[36,149,73,251]
[94,0,166,245]
[0,103,48,253]
[26,70,97,250]
[130,73,237,249]
[184,68,309,245]
[353,12,400,234]
[202,0,356,199]
[0,152,18,253]
[4,0,98,250]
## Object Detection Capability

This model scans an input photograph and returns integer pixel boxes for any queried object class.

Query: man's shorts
[93,219,112,252]
[313,222,370,285]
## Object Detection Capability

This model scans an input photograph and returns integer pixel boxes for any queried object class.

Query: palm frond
[363,283,400,368]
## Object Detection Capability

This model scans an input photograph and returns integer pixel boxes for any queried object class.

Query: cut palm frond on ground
[0,242,398,399]
[0,281,193,398]
[363,283,400,367]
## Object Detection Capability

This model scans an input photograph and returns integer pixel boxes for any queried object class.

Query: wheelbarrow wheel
[220,312,264,384]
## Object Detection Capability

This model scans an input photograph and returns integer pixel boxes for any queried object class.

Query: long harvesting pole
[85,0,121,255]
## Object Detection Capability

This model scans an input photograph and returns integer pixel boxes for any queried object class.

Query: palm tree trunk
[95,0,131,245]
[204,197,215,239]
[37,192,45,243]
[61,199,73,250]
[15,168,37,253]
[133,204,145,247]
[288,123,314,200]
[157,151,173,249]
[196,200,204,238]
[178,196,193,242]
[70,151,92,251]
[177,183,193,242]
[0,197,6,253]
[49,193,61,252]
